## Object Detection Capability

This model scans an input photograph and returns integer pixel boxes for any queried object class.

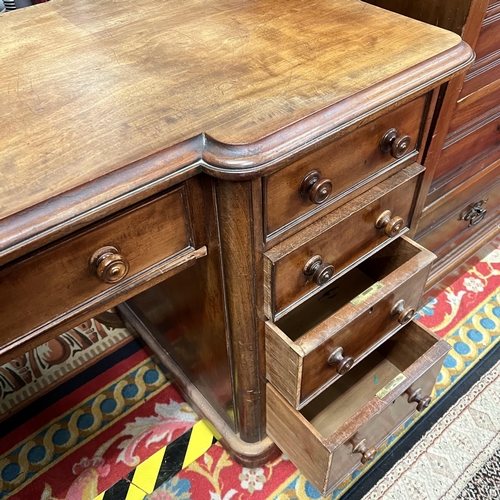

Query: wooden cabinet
[267,322,450,496]
[0,0,473,494]
[0,187,203,348]
[365,0,500,288]
[266,237,436,408]
[264,165,425,318]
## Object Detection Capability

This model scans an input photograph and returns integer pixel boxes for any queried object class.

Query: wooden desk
[0,0,472,493]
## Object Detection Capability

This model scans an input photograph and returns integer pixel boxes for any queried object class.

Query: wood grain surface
[265,237,435,408]
[0,0,470,234]
[0,187,193,353]
[266,321,450,495]
[264,95,427,236]
[264,163,424,317]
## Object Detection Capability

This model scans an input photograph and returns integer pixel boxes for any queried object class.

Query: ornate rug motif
[456,448,500,499]
[0,342,198,499]
[0,319,132,419]
[1,238,499,500]
[362,361,500,500]
[145,237,500,500]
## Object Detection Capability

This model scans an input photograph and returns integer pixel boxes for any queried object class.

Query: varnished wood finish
[418,170,500,260]
[0,0,472,261]
[419,159,500,245]
[376,0,500,285]
[460,1,500,97]
[117,302,280,468]
[0,187,200,357]
[449,78,500,134]
[425,217,500,289]
[0,0,474,473]
[474,7,500,60]
[431,111,500,186]
[266,321,450,496]
[122,176,235,428]
[215,179,266,442]
[364,0,475,35]
[265,96,427,236]
[265,164,424,317]
[265,237,435,408]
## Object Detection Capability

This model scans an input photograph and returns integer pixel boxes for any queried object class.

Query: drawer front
[266,237,435,408]
[448,79,500,135]
[475,10,500,62]
[432,114,500,186]
[460,56,500,98]
[264,95,427,237]
[266,322,450,496]
[418,160,500,253]
[325,349,444,490]
[0,187,193,347]
[264,163,424,318]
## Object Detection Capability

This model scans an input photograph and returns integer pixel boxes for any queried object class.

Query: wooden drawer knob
[327,347,354,375]
[406,388,431,412]
[300,170,333,205]
[375,210,405,237]
[90,246,130,284]
[303,255,335,286]
[380,128,411,159]
[390,299,415,325]
[352,438,377,464]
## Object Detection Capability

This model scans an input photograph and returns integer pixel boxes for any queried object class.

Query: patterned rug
[0,320,131,420]
[361,360,500,500]
[0,235,499,500]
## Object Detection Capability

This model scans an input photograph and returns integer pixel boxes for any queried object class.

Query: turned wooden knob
[352,438,377,464]
[303,255,335,286]
[406,388,432,412]
[300,170,333,204]
[327,347,354,375]
[90,246,130,284]
[380,128,411,159]
[390,299,415,325]
[375,210,405,237]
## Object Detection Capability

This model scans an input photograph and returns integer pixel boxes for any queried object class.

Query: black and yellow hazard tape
[94,420,219,500]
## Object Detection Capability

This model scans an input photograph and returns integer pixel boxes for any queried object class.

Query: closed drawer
[264,163,424,318]
[267,321,450,496]
[418,159,500,253]
[266,236,435,408]
[475,9,500,62]
[448,79,500,136]
[459,6,500,98]
[264,95,428,237]
[0,186,198,349]
[431,113,500,188]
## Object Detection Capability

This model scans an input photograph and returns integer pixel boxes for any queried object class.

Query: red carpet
[1,235,499,500]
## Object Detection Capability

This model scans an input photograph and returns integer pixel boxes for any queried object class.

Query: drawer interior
[299,322,438,437]
[276,237,423,342]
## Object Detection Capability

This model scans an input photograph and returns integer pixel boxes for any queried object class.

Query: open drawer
[266,321,450,496]
[265,236,436,408]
